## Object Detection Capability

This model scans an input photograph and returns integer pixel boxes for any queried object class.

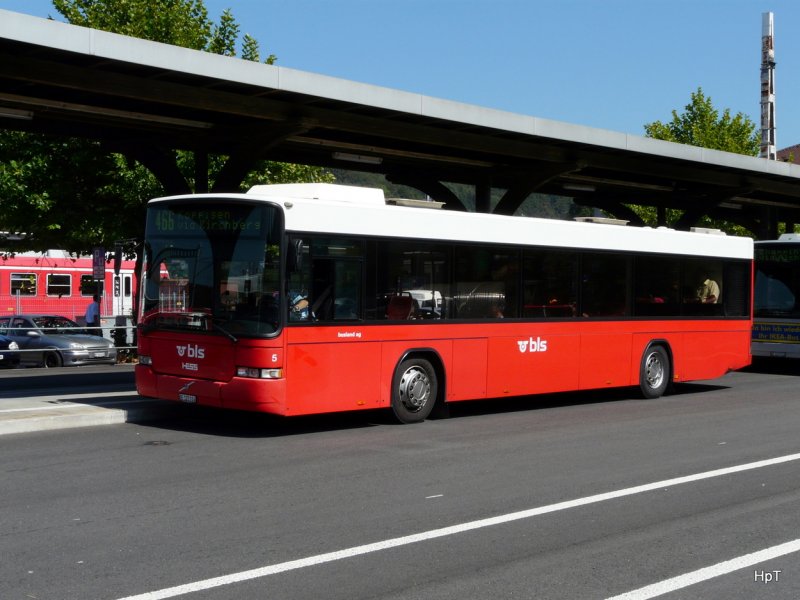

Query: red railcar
[0,250,136,321]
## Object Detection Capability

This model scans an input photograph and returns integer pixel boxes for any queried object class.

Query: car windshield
[31,316,82,334]
[140,200,283,337]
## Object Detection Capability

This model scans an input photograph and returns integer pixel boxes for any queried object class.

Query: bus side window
[372,240,449,321]
[308,259,362,321]
[287,237,312,321]
[310,259,335,320]
[332,260,361,320]
[681,258,724,316]
[292,236,364,322]
[580,253,629,317]
[522,249,578,318]
[633,256,680,317]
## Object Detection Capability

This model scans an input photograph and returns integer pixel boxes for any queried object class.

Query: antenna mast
[760,11,776,159]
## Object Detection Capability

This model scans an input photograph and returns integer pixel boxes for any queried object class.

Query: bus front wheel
[639,345,669,399]
[391,358,437,424]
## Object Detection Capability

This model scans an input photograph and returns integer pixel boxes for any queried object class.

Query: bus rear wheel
[391,358,437,424]
[639,345,669,399]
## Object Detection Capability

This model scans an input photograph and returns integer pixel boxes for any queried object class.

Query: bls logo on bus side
[517,336,548,353]
[177,344,205,371]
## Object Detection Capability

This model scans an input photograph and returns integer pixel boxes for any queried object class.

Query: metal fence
[0,293,129,322]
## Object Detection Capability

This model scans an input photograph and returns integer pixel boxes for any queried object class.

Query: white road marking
[605,538,800,599]
[116,451,800,600]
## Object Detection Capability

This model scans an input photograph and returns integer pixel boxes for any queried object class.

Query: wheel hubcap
[398,366,431,411]
[645,352,665,389]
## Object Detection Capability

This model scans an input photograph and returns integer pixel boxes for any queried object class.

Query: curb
[0,395,181,436]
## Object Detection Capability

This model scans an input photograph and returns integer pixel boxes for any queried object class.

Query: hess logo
[517,336,548,353]
[176,344,205,359]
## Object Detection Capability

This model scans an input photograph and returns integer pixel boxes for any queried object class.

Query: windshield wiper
[212,321,238,343]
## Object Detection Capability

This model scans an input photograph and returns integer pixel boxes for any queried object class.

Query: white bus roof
[153,184,753,260]
[248,183,385,205]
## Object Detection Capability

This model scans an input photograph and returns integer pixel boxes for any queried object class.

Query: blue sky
[3,0,800,147]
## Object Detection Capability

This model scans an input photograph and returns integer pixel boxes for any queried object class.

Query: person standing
[85,294,100,333]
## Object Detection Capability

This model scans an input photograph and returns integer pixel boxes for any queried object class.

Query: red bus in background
[136,184,753,423]
[0,250,136,321]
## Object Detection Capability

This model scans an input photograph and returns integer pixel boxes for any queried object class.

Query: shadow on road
[744,357,799,376]
[140,380,730,439]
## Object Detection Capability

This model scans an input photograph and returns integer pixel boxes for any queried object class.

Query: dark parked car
[0,315,117,368]
[0,333,20,369]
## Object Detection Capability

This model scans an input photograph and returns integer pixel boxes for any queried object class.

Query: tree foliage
[0,0,304,257]
[632,87,759,234]
[644,87,759,155]
[0,132,162,251]
[51,0,277,61]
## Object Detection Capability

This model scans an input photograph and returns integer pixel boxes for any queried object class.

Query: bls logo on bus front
[176,344,205,359]
[517,337,548,353]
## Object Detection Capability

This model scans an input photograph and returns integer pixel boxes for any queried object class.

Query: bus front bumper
[135,365,286,414]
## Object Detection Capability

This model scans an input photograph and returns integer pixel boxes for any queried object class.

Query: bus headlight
[139,355,153,366]
[236,367,284,379]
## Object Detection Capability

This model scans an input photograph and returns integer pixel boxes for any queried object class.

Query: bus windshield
[140,200,283,337]
[754,243,800,317]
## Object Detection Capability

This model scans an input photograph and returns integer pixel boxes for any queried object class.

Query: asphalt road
[1,361,799,600]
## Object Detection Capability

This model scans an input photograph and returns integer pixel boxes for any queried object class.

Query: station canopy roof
[1,9,800,234]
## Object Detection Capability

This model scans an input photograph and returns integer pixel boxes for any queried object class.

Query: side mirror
[287,238,304,273]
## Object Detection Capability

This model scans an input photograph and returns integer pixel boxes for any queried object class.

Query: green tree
[644,87,759,155]
[0,0,317,258]
[0,132,162,251]
[632,87,759,233]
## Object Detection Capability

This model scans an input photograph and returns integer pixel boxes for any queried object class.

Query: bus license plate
[178,393,197,404]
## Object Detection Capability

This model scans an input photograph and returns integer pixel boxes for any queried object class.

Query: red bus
[0,250,136,321]
[136,183,753,423]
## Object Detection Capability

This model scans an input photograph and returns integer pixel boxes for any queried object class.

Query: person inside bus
[698,277,720,304]
[488,301,505,318]
[84,294,100,332]
[289,291,310,321]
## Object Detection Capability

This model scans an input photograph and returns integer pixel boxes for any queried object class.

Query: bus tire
[44,351,63,369]
[639,345,669,399]
[391,357,437,424]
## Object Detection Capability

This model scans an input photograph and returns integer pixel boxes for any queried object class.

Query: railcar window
[47,273,72,297]
[11,273,36,296]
